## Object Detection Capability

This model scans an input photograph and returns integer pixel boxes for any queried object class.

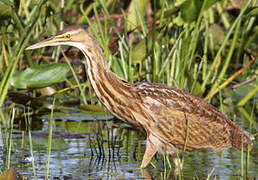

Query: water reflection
[0,111,257,179]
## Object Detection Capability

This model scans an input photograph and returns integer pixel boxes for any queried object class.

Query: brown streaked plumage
[26,26,254,168]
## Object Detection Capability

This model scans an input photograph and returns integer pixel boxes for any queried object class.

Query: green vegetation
[0,0,257,109]
[0,0,257,179]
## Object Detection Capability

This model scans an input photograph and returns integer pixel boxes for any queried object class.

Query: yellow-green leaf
[126,0,148,30]
[10,63,70,89]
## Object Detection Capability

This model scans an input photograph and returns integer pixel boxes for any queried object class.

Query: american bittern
[26,26,254,168]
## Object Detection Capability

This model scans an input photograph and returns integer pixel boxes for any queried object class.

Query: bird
[26,26,254,169]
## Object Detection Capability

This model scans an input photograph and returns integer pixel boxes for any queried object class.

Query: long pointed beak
[26,36,61,50]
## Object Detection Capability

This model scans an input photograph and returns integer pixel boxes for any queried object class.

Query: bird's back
[133,82,254,151]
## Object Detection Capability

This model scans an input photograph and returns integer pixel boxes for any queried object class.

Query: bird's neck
[81,45,145,130]
[82,48,133,115]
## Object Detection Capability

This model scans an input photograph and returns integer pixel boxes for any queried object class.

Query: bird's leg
[140,136,158,169]
[172,154,183,176]
[173,156,183,169]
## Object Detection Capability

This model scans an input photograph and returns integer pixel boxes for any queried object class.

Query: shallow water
[0,111,257,179]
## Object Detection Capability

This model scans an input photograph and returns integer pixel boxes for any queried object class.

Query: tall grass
[0,0,257,179]
[0,0,256,108]
[0,0,48,107]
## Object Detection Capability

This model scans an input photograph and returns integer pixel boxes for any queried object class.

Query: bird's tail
[230,125,254,150]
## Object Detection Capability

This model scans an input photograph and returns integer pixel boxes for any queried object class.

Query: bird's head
[26,26,96,51]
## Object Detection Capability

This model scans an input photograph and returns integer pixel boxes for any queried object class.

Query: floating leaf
[10,63,70,89]
[56,121,93,134]
[41,111,114,121]
[80,104,105,112]
[14,135,68,151]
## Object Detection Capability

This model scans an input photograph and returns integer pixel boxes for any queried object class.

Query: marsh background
[0,0,257,179]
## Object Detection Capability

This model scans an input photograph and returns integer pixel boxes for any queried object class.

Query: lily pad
[10,63,70,89]
[41,112,114,122]
[15,135,68,151]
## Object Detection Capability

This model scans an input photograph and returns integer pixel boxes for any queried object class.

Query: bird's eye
[65,34,71,39]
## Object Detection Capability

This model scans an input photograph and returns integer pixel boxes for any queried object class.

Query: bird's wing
[133,82,232,151]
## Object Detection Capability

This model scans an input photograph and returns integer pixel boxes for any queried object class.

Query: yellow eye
[65,34,71,39]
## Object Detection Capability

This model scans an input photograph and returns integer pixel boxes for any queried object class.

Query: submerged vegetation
[0,0,257,179]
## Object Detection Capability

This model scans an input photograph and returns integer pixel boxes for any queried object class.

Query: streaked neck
[81,46,133,114]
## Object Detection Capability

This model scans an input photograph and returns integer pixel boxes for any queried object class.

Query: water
[0,113,257,179]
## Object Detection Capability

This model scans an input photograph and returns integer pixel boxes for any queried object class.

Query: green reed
[0,0,257,179]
